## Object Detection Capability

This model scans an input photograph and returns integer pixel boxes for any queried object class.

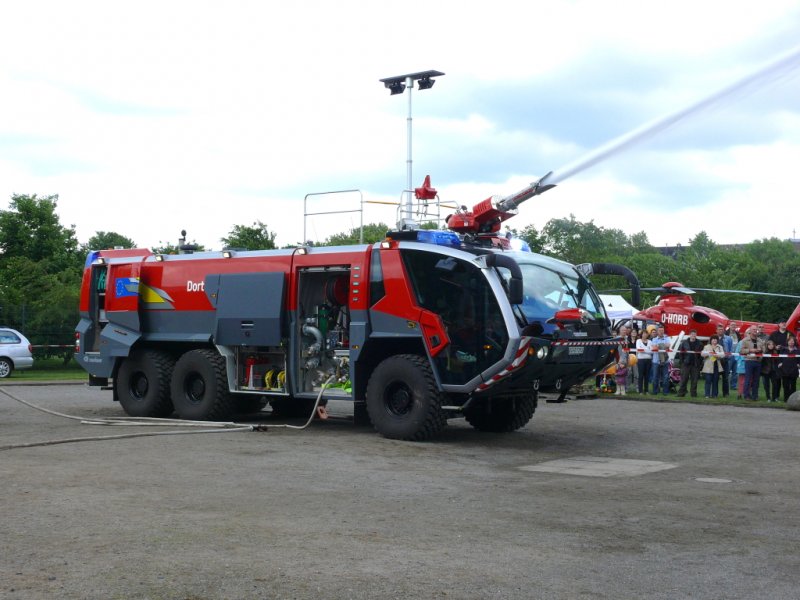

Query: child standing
[615,361,628,395]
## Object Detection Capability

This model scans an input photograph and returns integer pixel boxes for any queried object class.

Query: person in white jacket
[701,335,726,398]
[636,330,653,394]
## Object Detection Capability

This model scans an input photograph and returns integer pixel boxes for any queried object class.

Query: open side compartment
[296,266,352,398]
[234,346,289,395]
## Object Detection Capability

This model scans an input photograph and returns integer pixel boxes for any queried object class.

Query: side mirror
[485,253,523,305]
[509,278,523,306]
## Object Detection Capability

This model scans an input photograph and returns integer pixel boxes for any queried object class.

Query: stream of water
[544,44,800,187]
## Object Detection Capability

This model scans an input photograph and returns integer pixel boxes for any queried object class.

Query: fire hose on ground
[0,376,334,452]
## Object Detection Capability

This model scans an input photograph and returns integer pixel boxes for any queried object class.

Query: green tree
[0,194,81,272]
[152,240,206,254]
[0,194,82,358]
[85,231,136,251]
[322,222,391,246]
[221,221,277,250]
[514,224,545,253]
[0,256,80,360]
[627,231,653,252]
[539,215,630,264]
[672,233,720,284]
[419,221,440,230]
[737,238,800,322]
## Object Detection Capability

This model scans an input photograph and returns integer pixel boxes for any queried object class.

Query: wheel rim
[0,361,9,377]
[384,381,414,416]
[129,372,149,400]
[184,374,206,405]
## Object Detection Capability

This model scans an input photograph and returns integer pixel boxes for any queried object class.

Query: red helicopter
[631,282,800,340]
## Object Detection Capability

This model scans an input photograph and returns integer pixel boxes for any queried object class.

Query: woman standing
[761,339,780,401]
[636,330,653,394]
[701,335,725,398]
[777,336,799,402]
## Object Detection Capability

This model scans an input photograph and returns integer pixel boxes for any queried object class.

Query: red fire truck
[76,176,622,440]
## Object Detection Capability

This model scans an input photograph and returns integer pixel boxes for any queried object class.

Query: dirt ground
[2,383,799,600]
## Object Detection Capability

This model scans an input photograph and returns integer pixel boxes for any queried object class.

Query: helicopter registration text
[661,313,689,326]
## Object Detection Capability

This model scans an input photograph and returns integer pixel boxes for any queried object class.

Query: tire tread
[172,349,233,421]
[117,349,175,417]
[366,353,445,441]
[464,391,537,433]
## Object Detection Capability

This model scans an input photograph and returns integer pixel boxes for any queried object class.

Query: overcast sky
[1,0,799,252]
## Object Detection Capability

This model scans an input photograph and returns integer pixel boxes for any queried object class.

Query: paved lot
[2,384,799,599]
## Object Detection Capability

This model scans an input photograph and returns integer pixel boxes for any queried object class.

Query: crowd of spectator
[615,319,798,402]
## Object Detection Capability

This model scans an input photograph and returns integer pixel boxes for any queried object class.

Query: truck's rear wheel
[116,350,175,417]
[171,349,233,421]
[464,391,537,433]
[366,354,445,441]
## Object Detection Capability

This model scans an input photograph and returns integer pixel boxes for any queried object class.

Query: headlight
[536,346,548,360]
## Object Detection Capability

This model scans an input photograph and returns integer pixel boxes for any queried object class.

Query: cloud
[1,0,799,252]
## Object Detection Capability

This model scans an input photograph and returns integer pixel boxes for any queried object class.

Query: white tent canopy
[600,294,637,321]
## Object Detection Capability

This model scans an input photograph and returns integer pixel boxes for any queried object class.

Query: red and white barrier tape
[551,340,621,347]
[625,348,799,358]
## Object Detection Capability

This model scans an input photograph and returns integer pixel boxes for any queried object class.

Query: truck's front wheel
[366,354,445,441]
[171,349,233,421]
[116,350,175,417]
[464,391,537,433]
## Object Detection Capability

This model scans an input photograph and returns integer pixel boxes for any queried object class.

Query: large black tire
[0,357,13,378]
[365,354,445,441]
[464,391,538,433]
[171,349,233,421]
[116,350,175,417]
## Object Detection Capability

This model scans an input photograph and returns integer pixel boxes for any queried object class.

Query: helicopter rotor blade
[602,286,695,295]
[604,286,798,299]
[667,286,695,295]
[602,287,667,294]
[688,288,800,299]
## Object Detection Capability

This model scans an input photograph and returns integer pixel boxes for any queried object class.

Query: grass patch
[594,389,788,408]
[5,357,86,381]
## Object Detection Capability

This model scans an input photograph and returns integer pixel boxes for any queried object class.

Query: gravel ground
[1,383,799,600]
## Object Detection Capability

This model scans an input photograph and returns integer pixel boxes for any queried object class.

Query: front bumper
[537,339,617,392]
[477,337,617,396]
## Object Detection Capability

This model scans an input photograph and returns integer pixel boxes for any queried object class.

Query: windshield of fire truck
[503,262,605,332]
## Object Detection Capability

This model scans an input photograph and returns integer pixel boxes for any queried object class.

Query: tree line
[2,194,797,359]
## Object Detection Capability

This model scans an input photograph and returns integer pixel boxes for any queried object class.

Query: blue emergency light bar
[386,229,462,248]
[415,230,461,247]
